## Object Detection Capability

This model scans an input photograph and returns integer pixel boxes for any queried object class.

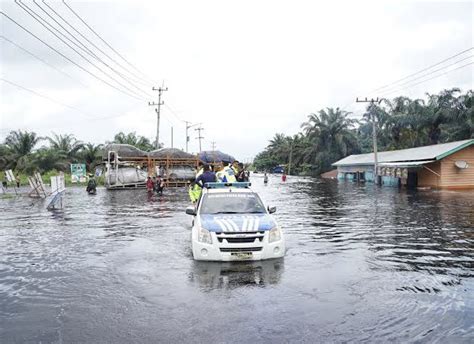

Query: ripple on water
[0,180,473,342]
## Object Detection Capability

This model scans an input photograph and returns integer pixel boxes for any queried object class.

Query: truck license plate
[231,252,253,259]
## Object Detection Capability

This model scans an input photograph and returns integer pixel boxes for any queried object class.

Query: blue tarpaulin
[199,151,235,164]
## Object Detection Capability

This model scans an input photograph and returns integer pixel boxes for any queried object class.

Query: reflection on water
[189,260,284,291]
[0,178,473,343]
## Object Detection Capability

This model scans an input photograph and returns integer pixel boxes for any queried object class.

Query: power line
[0,34,89,88]
[349,62,474,119]
[0,11,143,101]
[380,62,473,97]
[370,47,474,93]
[379,55,473,96]
[42,0,152,88]
[0,77,133,121]
[13,1,147,100]
[164,103,184,122]
[32,0,152,97]
[62,0,155,85]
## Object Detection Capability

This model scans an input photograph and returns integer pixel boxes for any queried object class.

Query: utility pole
[210,141,217,163]
[356,97,381,184]
[148,84,168,149]
[195,126,204,152]
[171,126,174,148]
[184,121,201,153]
[288,143,293,175]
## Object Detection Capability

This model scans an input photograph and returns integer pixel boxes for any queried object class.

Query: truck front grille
[220,247,263,253]
[216,231,265,244]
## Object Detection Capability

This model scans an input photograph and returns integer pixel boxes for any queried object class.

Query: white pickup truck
[186,182,285,261]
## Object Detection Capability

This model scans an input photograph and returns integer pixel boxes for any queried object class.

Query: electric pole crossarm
[149,85,168,149]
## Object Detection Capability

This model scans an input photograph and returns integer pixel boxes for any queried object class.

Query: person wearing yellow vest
[189,163,205,203]
[188,181,201,203]
[216,162,236,183]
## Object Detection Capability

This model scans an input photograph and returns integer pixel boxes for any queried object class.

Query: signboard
[95,167,103,177]
[47,174,66,210]
[28,172,47,198]
[70,163,86,183]
[5,169,16,183]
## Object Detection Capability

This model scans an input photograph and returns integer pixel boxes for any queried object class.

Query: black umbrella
[199,150,235,164]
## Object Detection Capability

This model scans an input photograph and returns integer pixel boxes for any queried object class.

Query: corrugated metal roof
[333,139,474,166]
[378,160,436,167]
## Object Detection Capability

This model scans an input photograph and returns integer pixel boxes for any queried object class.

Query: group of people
[263,172,287,184]
[146,175,165,195]
[142,160,254,200]
[189,160,249,203]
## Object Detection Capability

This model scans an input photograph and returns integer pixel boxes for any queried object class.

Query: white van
[185,182,285,261]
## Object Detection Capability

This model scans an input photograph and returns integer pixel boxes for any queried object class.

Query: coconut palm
[112,131,155,151]
[47,133,84,161]
[81,143,103,171]
[29,148,69,173]
[422,88,462,144]
[442,90,474,141]
[3,130,42,171]
[306,108,358,155]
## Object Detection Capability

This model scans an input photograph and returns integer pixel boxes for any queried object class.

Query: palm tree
[29,148,69,173]
[47,133,84,161]
[423,88,462,144]
[268,133,290,161]
[0,144,12,170]
[442,90,474,141]
[4,130,42,171]
[307,108,358,155]
[112,131,155,151]
[81,143,103,171]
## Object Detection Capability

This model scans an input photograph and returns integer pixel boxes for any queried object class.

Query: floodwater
[0,176,473,343]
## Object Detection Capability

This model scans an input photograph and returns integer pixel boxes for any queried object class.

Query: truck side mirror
[268,206,276,214]
[185,206,196,216]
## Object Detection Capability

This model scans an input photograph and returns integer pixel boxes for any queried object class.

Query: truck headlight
[268,227,281,243]
[198,227,212,244]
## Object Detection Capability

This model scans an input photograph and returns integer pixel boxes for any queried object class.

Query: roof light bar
[204,182,251,189]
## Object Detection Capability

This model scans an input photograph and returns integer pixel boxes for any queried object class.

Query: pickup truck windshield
[200,193,266,214]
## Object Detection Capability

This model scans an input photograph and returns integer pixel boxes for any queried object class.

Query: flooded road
[1,176,473,343]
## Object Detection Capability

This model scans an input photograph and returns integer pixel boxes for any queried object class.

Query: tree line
[0,131,156,174]
[253,88,473,175]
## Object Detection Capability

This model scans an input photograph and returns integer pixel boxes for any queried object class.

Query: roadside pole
[356,97,382,185]
[149,84,168,149]
[195,126,204,152]
[185,121,201,153]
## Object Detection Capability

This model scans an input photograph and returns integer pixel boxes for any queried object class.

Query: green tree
[0,144,12,170]
[47,133,84,161]
[442,90,474,141]
[80,143,103,171]
[112,131,155,151]
[301,107,359,173]
[3,130,42,171]
[423,88,462,144]
[29,148,69,173]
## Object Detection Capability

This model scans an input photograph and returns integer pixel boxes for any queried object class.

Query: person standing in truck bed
[196,164,217,187]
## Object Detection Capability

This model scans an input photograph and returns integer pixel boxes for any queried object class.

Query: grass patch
[1,170,106,187]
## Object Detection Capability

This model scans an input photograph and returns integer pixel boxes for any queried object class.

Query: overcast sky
[1,0,472,160]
